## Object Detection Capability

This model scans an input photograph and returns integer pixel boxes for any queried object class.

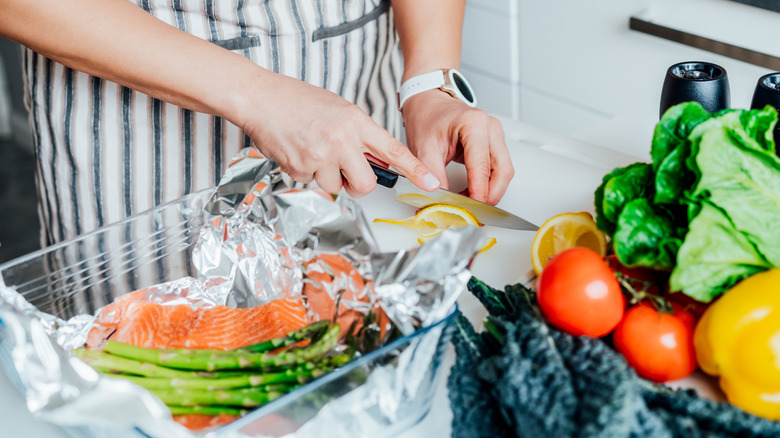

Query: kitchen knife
[369,161,538,231]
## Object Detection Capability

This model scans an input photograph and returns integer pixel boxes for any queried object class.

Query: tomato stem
[614,274,673,313]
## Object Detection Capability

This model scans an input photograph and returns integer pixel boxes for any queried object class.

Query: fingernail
[423,173,441,190]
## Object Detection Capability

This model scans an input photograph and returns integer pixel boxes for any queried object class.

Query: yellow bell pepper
[694,268,780,420]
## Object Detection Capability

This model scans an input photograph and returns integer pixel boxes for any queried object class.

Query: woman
[0,0,513,246]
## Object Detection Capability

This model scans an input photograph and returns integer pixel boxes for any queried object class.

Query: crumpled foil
[0,148,483,437]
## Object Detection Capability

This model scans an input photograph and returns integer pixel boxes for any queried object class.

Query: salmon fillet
[86,292,310,351]
[172,414,239,431]
[302,254,390,340]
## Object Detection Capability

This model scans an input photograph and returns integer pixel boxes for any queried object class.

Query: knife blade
[369,161,538,231]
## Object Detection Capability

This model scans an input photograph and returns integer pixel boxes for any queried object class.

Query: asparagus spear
[103,324,340,371]
[102,366,326,390]
[319,351,353,368]
[72,348,218,378]
[168,405,248,417]
[149,387,284,407]
[239,320,331,353]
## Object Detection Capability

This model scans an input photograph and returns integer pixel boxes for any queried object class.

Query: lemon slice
[530,211,607,276]
[375,203,481,235]
[375,203,496,252]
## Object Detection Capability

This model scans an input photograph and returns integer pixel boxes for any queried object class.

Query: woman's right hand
[238,73,441,197]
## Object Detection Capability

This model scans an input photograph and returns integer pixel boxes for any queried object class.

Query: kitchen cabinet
[462,0,777,159]
[461,0,521,120]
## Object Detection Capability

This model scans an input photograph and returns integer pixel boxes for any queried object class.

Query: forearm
[391,0,466,82]
[0,0,263,126]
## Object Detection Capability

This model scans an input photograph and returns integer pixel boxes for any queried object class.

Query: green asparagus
[75,322,355,418]
[103,324,340,371]
[149,387,284,407]
[239,320,331,353]
[103,366,326,390]
[73,348,218,378]
[167,405,248,416]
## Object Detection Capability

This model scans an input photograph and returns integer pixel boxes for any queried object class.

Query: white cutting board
[356,125,641,346]
[357,134,637,290]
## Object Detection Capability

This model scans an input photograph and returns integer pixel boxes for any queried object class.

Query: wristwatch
[397,68,477,110]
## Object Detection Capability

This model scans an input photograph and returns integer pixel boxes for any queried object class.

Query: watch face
[452,72,474,104]
[447,69,476,107]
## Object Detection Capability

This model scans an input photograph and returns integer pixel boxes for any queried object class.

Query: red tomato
[536,247,625,337]
[612,302,697,383]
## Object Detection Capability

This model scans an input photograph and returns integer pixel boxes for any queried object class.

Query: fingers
[303,139,379,197]
[363,124,441,192]
[458,115,514,205]
[486,121,514,205]
[313,168,343,195]
[461,126,491,204]
[415,141,450,190]
[340,152,377,198]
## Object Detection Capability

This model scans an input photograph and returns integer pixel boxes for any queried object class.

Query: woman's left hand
[401,90,514,205]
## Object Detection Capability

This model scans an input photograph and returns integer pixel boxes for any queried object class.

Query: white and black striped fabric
[22,0,402,248]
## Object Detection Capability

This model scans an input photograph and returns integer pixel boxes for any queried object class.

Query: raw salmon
[172,414,239,431]
[86,293,310,351]
[302,253,390,340]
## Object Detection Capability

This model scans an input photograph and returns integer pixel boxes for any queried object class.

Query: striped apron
[22,0,402,248]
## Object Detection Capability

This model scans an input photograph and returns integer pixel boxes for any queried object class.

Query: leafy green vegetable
[594,101,780,301]
[447,277,780,438]
[738,106,778,153]
[613,199,682,271]
[654,142,694,205]
[669,203,769,301]
[650,101,711,170]
[448,313,508,437]
[594,163,654,235]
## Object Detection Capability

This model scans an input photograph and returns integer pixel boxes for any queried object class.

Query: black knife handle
[369,161,400,188]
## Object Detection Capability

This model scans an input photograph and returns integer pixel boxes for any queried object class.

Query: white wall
[462,0,776,160]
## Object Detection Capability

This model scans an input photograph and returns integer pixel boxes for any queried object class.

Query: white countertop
[0,115,645,437]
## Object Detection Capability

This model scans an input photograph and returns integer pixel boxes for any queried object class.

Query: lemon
[530,211,607,275]
[375,203,481,235]
[374,203,495,252]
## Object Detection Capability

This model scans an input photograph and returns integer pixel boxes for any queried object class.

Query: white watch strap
[397,70,445,110]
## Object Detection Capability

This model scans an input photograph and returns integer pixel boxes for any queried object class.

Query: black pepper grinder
[659,61,730,118]
[750,72,780,150]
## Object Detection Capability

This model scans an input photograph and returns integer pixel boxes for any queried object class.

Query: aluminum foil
[0,148,482,437]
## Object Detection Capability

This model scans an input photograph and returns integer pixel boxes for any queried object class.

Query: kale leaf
[448,313,508,438]
[447,278,780,437]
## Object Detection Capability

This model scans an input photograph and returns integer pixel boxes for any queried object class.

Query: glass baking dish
[0,189,456,438]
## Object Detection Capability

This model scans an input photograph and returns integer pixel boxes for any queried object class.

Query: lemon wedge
[375,203,481,235]
[374,203,496,252]
[530,211,607,276]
